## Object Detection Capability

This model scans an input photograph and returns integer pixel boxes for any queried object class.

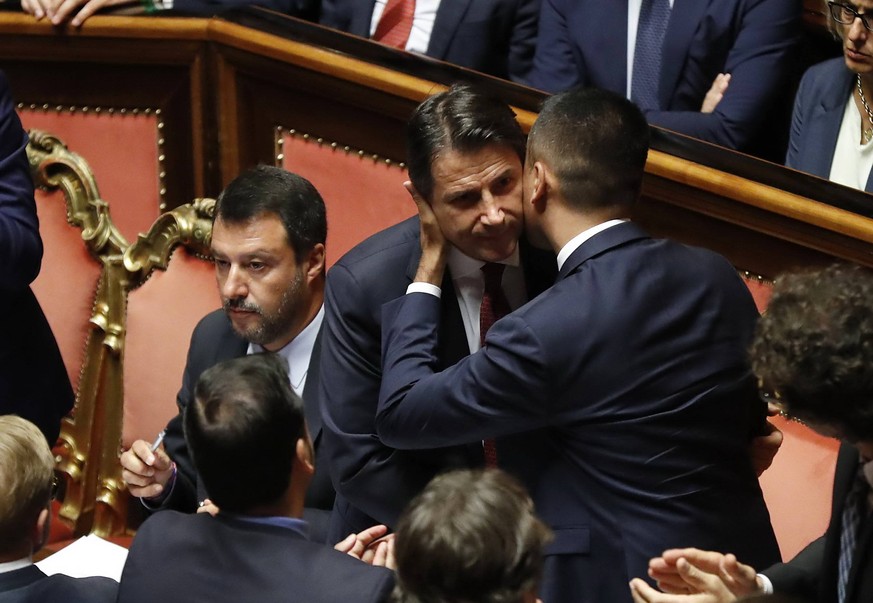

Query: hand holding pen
[119,428,175,500]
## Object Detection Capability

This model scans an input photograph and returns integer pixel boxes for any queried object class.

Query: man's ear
[529,161,549,211]
[32,507,49,554]
[303,243,326,283]
[295,436,315,477]
[403,181,430,207]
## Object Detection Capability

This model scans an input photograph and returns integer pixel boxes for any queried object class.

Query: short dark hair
[528,87,649,209]
[214,165,327,261]
[406,83,526,202]
[393,469,552,603]
[751,264,873,442]
[185,354,306,513]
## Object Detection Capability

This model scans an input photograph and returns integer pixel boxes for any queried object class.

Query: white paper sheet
[36,534,128,581]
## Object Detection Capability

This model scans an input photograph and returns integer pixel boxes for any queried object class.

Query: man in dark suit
[0,70,74,447]
[318,0,540,82]
[319,83,556,544]
[0,415,117,603]
[117,354,394,603]
[631,264,873,603]
[119,166,335,542]
[526,0,800,151]
[375,87,780,603]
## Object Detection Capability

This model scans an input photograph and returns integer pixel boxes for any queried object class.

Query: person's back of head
[751,263,873,446]
[406,83,526,203]
[527,87,650,210]
[0,415,55,560]
[392,469,552,603]
[184,353,310,515]
[214,165,327,263]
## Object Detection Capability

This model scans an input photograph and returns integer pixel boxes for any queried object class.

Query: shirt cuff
[406,282,442,298]
[757,574,773,594]
[140,462,177,510]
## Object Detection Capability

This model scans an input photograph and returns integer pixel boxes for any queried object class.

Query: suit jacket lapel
[660,0,710,110]
[352,0,378,37]
[427,0,473,59]
[302,326,324,444]
[558,222,650,281]
[810,67,855,182]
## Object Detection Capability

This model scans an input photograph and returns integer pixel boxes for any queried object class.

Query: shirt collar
[556,220,627,271]
[220,513,310,539]
[447,244,521,280]
[0,557,32,575]
[248,305,323,394]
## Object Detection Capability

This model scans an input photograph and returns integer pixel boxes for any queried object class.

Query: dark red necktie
[480,263,511,468]
[373,0,416,49]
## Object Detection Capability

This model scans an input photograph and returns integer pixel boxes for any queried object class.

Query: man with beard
[119,166,335,542]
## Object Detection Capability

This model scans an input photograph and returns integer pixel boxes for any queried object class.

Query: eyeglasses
[829,2,873,32]
[50,474,59,501]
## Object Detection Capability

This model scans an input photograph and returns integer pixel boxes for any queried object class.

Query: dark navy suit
[784,58,873,191]
[319,216,555,542]
[376,222,781,603]
[0,70,74,445]
[0,566,116,603]
[526,0,800,150]
[318,0,541,82]
[117,511,394,603]
[766,443,873,603]
[159,310,335,542]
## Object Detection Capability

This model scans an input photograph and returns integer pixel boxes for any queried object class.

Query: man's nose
[480,193,506,226]
[221,265,248,299]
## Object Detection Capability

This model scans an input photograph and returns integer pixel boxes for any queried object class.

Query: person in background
[117,354,394,603]
[629,264,873,603]
[0,415,117,603]
[318,0,540,82]
[0,70,74,447]
[392,468,552,603]
[119,165,335,543]
[786,1,873,192]
[525,0,800,152]
[21,0,317,29]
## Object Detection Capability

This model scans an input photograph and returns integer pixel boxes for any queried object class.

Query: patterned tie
[480,263,511,468]
[838,467,870,603]
[373,0,416,49]
[632,0,671,111]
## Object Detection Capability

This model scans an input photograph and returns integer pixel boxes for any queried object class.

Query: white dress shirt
[828,97,873,192]
[369,0,440,54]
[407,245,527,354]
[248,304,324,396]
[557,220,627,271]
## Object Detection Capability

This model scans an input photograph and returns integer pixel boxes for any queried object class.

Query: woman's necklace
[857,74,873,144]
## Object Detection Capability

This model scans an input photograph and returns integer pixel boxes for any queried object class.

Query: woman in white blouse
[787,0,873,192]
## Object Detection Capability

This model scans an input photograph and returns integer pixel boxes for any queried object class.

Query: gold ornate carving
[27,129,214,537]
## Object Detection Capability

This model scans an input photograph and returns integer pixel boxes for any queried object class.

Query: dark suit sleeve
[318,0,357,32]
[525,0,585,91]
[0,70,42,290]
[784,64,812,169]
[506,0,541,83]
[376,293,554,448]
[764,535,825,598]
[645,0,800,149]
[149,323,203,513]
[320,265,454,527]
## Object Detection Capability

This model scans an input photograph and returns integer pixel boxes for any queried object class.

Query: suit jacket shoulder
[119,511,394,603]
[0,566,117,603]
